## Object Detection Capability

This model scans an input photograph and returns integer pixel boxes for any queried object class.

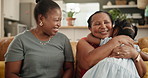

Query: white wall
[20,0,35,3]
[63,3,100,26]
[0,0,4,37]
[74,3,100,26]
[0,0,1,37]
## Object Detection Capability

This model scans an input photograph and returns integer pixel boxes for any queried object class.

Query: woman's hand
[110,44,138,59]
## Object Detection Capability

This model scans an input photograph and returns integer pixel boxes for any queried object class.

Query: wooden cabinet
[3,0,19,21]
[59,26,90,42]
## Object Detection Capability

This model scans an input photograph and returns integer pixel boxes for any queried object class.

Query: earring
[39,21,43,26]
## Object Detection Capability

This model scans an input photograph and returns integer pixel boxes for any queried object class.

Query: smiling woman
[4,0,74,78]
[76,11,146,78]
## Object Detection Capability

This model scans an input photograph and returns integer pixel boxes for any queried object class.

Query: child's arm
[140,52,148,61]
[86,33,100,45]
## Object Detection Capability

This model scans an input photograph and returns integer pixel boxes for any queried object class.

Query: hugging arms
[75,11,146,78]
[77,35,146,77]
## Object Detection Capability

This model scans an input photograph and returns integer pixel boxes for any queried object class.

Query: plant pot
[137,0,148,9]
[66,17,76,26]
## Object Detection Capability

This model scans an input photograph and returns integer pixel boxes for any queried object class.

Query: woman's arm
[5,61,22,78]
[63,62,74,78]
[86,33,100,44]
[76,35,134,70]
[133,54,146,77]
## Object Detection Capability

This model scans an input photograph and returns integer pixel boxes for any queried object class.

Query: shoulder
[13,30,30,41]
[77,38,88,46]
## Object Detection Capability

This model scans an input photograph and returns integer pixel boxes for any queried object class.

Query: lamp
[137,0,148,9]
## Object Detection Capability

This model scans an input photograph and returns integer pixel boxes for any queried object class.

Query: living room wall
[0,0,4,37]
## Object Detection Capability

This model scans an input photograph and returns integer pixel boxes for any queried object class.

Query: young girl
[82,19,141,78]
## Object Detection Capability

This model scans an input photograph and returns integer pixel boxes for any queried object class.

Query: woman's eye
[54,19,59,21]
[104,22,109,24]
[95,23,100,25]
[54,18,61,22]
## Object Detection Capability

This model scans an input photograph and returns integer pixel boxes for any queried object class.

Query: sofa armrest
[0,37,14,61]
[0,61,5,78]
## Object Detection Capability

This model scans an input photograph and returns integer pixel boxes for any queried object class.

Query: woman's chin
[100,36,109,39]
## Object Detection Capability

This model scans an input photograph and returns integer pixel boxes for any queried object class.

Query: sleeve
[134,45,141,53]
[5,36,24,62]
[100,37,112,46]
[64,36,74,62]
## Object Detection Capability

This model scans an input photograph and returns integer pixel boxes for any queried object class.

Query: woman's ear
[89,27,92,32]
[37,14,44,23]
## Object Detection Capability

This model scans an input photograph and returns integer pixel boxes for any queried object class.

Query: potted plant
[66,10,76,26]
[108,9,132,23]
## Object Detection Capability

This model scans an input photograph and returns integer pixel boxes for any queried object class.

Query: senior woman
[5,0,74,78]
[75,11,146,78]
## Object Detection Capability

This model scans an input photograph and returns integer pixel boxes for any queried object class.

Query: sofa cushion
[138,37,148,49]
[0,37,14,61]
[0,61,5,78]
[142,48,148,53]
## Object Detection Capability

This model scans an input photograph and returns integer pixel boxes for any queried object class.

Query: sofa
[0,37,148,78]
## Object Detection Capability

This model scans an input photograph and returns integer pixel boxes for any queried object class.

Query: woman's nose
[57,22,61,27]
[100,23,107,28]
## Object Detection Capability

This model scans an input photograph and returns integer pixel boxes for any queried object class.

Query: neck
[33,28,52,41]
[91,33,100,39]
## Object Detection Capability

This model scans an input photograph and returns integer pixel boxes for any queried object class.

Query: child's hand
[112,35,134,46]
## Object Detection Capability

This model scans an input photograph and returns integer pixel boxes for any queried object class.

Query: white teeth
[54,29,59,31]
[99,29,108,33]
[105,29,108,31]
[54,26,59,29]
[100,31,107,33]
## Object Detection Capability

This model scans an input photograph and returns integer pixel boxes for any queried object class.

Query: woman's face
[41,8,62,36]
[90,13,113,39]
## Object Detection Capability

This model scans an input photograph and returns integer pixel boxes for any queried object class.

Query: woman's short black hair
[34,0,60,22]
[87,11,113,29]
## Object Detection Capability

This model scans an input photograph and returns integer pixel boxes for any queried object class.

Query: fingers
[110,51,128,59]
[115,35,134,45]
[114,52,127,58]
[110,45,130,58]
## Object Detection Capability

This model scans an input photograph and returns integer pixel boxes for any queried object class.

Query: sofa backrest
[0,37,14,61]
[138,37,148,49]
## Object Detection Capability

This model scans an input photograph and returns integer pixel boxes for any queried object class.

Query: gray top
[5,30,74,78]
